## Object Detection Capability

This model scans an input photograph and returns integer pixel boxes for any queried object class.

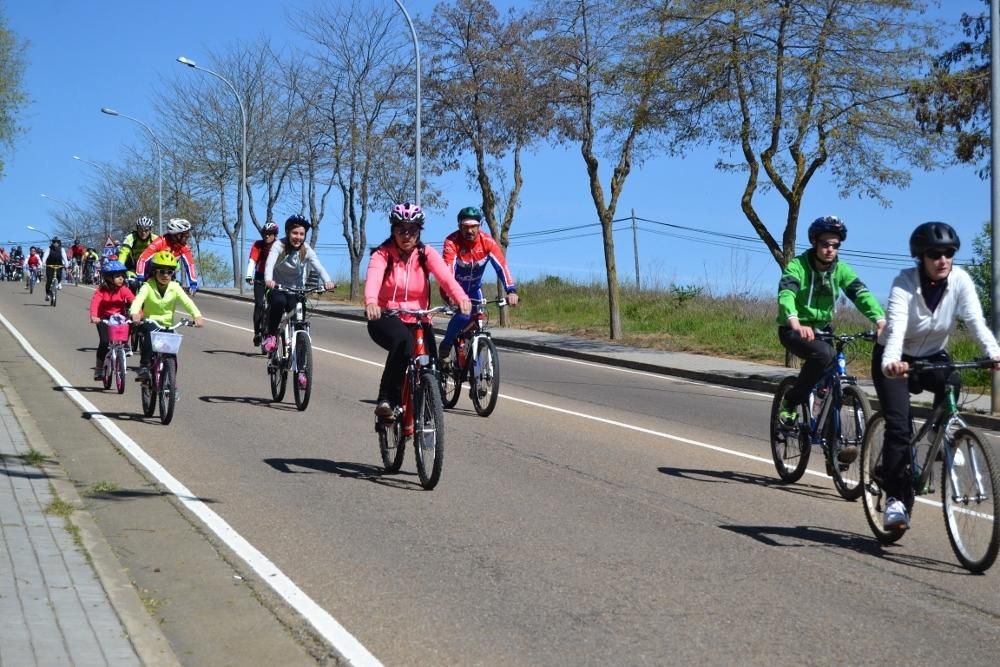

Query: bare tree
[663,0,942,268]
[295,0,417,299]
[0,7,28,179]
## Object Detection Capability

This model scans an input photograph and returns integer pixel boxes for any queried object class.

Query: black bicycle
[860,358,1000,572]
[439,297,505,417]
[769,331,876,500]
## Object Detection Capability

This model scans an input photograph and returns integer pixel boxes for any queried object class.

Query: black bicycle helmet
[807,215,847,245]
[909,221,960,257]
[285,214,310,235]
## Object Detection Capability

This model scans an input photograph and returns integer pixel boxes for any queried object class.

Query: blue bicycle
[769,331,876,500]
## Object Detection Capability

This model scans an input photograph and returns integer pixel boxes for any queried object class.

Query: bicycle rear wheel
[268,333,288,402]
[860,413,906,544]
[440,346,462,409]
[49,284,57,307]
[158,358,177,425]
[470,336,500,417]
[141,364,156,417]
[827,384,871,501]
[414,370,445,490]
[115,347,127,394]
[942,427,1000,572]
[769,377,811,483]
[378,419,406,473]
[292,334,312,411]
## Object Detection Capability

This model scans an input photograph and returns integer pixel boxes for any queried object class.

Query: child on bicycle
[776,215,885,464]
[89,260,135,381]
[873,222,1000,532]
[130,250,204,382]
[364,203,471,417]
[261,214,335,356]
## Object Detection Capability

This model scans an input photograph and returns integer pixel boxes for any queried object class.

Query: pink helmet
[389,202,425,227]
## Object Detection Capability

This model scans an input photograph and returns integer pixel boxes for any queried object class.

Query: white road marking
[0,312,383,667]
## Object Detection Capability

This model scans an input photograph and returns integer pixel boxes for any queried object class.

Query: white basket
[150,331,183,354]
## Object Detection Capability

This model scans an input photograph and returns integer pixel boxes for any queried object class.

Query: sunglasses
[925,248,955,260]
[154,269,175,276]
[818,241,841,250]
[394,226,421,237]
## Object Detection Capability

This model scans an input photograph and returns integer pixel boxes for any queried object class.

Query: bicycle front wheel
[470,336,500,417]
[102,354,113,390]
[828,384,871,501]
[268,334,288,402]
[141,365,156,418]
[49,285,57,307]
[860,413,906,544]
[769,377,811,483]
[158,358,177,425]
[942,427,1000,572]
[414,370,445,490]
[378,419,406,473]
[115,347,127,394]
[292,335,312,411]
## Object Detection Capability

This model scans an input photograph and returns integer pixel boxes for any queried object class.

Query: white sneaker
[57,283,62,290]
[953,447,966,467]
[883,498,909,532]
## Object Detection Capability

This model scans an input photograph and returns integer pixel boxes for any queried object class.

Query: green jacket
[776,250,884,328]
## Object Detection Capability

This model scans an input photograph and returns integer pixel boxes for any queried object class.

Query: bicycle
[99,315,131,394]
[70,258,82,286]
[138,319,194,425]
[860,358,1000,572]
[769,331,876,500]
[45,265,63,307]
[27,267,40,295]
[439,297,505,417]
[375,306,448,490]
[265,285,322,411]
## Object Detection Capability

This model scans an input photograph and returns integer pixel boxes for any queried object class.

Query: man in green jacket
[776,215,886,462]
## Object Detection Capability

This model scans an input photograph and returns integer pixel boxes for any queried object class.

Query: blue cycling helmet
[101,260,127,275]
[807,215,847,245]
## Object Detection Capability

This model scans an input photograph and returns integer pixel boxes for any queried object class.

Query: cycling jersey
[69,243,87,259]
[135,235,199,287]
[441,230,516,298]
[246,239,276,278]
[130,279,202,328]
[118,232,159,272]
[776,250,883,327]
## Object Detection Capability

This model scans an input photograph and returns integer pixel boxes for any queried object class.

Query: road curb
[0,367,181,667]
[199,288,1000,431]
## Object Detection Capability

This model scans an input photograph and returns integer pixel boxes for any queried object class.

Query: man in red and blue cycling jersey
[438,206,519,367]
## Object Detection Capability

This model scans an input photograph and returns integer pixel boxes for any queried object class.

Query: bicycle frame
[802,332,875,450]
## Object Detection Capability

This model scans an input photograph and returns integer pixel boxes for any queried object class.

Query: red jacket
[89,284,135,320]
[135,235,199,283]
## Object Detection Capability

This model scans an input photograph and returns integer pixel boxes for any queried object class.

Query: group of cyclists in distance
[12,199,999,551]
[777,215,1000,535]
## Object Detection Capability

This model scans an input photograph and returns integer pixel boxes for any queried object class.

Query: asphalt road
[2,283,999,665]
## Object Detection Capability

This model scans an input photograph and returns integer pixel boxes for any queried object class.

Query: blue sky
[0,0,989,299]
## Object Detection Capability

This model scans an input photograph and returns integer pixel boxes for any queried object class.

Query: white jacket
[879,265,1000,368]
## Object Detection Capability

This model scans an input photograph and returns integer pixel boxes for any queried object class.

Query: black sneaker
[135,366,151,383]
[836,444,859,464]
[374,400,394,418]
[93,367,103,381]
[253,334,262,347]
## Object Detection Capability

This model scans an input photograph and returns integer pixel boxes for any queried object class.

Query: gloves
[245,276,253,285]
[188,280,199,295]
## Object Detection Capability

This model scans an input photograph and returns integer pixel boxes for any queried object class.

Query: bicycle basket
[108,323,130,343]
[150,331,183,354]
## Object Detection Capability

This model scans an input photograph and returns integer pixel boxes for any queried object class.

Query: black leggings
[45,266,63,295]
[871,344,954,505]
[265,290,297,336]
[367,316,437,405]
[95,322,109,368]
[252,275,266,335]
[777,326,835,405]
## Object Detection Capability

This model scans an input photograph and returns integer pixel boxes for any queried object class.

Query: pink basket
[108,323,130,343]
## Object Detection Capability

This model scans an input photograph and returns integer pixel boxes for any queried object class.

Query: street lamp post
[40,194,81,241]
[26,225,50,243]
[72,155,115,238]
[177,56,248,295]
[100,107,163,236]
[393,0,421,205]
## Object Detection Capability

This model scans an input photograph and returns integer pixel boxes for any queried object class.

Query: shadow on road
[658,466,833,501]
[263,457,425,490]
[199,395,299,410]
[83,486,218,504]
[0,453,52,480]
[202,349,261,359]
[81,410,152,423]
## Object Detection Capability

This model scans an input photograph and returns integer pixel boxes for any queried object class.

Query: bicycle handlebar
[814,331,877,344]
[139,318,195,332]
[383,305,451,319]
[909,358,997,372]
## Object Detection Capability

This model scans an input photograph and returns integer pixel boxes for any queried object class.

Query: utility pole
[991,0,999,413]
[632,209,640,290]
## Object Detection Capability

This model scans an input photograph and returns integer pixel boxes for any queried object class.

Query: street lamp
[177,55,248,295]
[100,107,163,236]
[40,194,80,241]
[72,155,115,238]
[394,0,421,205]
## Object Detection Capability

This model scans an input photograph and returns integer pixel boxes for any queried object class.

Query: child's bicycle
[139,319,194,425]
[264,285,322,411]
[769,331,876,500]
[439,297,505,417]
[860,358,1000,572]
[376,306,448,490]
[27,267,40,294]
[100,315,131,394]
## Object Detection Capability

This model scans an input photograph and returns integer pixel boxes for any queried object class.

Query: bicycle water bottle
[294,300,304,322]
[414,325,429,367]
[456,339,467,368]
[836,351,847,376]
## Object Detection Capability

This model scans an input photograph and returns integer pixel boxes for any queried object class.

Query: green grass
[21,449,47,466]
[85,481,120,496]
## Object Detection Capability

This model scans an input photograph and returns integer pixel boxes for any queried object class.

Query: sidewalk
[203,287,1000,431]
[0,365,178,666]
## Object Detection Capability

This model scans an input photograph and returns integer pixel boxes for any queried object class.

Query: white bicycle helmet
[166,218,191,235]
[135,216,155,230]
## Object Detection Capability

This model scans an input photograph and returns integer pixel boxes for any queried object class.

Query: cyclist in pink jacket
[364,203,471,417]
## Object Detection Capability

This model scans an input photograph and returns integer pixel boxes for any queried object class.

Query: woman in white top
[873,222,1000,532]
